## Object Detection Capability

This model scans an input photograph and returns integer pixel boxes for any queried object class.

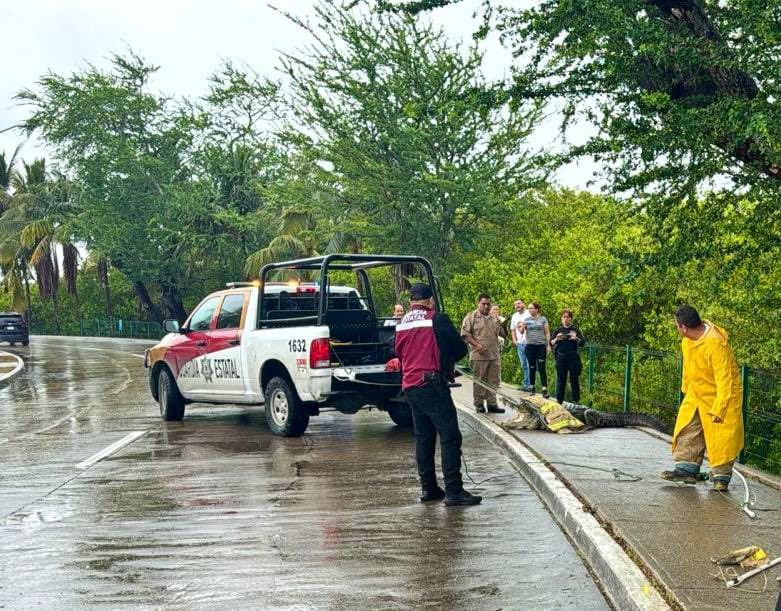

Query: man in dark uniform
[395,283,482,506]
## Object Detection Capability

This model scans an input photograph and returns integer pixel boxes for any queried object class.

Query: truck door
[207,292,249,398]
[174,295,220,396]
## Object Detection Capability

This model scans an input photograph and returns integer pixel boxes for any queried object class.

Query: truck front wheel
[158,368,185,421]
[264,376,309,437]
[386,402,413,427]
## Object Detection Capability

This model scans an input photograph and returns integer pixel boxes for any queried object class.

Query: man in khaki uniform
[461,293,506,414]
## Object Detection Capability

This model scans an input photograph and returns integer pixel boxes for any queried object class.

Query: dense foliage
[1,1,778,375]
[13,54,282,321]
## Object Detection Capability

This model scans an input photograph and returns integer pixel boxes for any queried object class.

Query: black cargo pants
[405,383,464,496]
[555,352,582,404]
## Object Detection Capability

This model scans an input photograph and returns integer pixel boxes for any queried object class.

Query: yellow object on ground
[712,545,768,568]
[539,401,584,433]
[498,394,584,433]
[673,321,744,468]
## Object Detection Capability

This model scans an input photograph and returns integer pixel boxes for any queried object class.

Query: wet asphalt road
[0,337,608,610]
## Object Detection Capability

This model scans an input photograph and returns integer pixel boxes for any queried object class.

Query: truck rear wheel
[158,368,185,421]
[386,402,413,427]
[265,376,309,437]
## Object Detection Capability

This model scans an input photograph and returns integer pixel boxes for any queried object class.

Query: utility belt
[423,372,450,398]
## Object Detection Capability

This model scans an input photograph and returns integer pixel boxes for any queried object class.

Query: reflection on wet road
[0,337,608,609]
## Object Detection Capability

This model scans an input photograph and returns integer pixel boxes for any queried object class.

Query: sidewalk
[451,380,781,611]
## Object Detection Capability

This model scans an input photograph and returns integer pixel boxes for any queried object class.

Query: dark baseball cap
[409,283,433,300]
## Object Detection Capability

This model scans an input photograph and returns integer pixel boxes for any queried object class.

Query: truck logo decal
[201,357,214,383]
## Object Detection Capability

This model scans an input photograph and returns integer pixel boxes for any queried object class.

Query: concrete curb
[0,351,24,384]
[455,402,671,611]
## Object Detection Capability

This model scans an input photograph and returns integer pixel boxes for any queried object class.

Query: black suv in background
[0,312,29,346]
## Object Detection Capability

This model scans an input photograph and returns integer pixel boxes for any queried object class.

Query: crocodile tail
[565,404,671,434]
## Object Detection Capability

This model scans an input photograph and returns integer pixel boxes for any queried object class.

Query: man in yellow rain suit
[661,305,744,491]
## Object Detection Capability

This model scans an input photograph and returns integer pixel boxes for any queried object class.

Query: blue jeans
[516,343,530,387]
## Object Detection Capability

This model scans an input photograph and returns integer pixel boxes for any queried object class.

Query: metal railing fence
[30,318,163,340]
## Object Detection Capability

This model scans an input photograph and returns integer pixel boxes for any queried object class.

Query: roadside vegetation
[0,1,778,373]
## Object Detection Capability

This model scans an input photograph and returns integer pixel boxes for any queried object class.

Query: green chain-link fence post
[588,344,595,397]
[623,345,633,413]
[738,365,750,464]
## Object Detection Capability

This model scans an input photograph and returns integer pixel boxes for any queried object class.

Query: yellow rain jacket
[672,321,744,467]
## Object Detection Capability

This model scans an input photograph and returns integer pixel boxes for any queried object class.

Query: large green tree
[275,3,544,274]
[383,0,781,363]
[16,53,282,321]
[382,0,781,246]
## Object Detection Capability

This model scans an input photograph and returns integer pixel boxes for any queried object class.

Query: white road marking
[75,431,147,470]
[0,351,24,383]
[131,354,146,359]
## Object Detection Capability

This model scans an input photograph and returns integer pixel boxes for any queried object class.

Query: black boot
[444,489,482,506]
[487,404,505,414]
[420,486,446,502]
[660,469,698,485]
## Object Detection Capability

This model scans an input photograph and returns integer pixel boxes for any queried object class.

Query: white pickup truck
[145,254,443,436]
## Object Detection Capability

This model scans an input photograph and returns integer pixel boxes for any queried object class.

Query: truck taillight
[310,338,331,369]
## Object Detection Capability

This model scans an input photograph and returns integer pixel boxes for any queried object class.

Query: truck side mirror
[163,319,181,334]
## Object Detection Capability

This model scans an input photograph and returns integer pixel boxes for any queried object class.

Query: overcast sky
[1,0,598,189]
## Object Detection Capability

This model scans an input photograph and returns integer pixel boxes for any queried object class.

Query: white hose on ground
[732,468,757,519]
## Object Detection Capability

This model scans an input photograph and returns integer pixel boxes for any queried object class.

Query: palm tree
[82,252,113,319]
[1,159,80,333]
[0,147,21,214]
[244,208,320,278]
[50,172,81,322]
[0,147,33,321]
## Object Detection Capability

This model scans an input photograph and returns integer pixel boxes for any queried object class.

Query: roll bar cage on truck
[145,254,444,437]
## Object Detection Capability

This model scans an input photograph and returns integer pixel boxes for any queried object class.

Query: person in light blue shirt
[510,299,531,390]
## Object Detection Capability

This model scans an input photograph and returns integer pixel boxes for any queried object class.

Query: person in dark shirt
[550,309,586,404]
[395,283,481,506]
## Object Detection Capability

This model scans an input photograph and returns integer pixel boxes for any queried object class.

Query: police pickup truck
[145,254,443,437]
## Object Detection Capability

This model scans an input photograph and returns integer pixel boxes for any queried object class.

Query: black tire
[386,402,413,427]
[158,368,185,421]
[264,376,309,437]
[22,340,29,346]
[8,342,14,347]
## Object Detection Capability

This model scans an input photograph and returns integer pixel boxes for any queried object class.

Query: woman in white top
[519,302,551,397]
